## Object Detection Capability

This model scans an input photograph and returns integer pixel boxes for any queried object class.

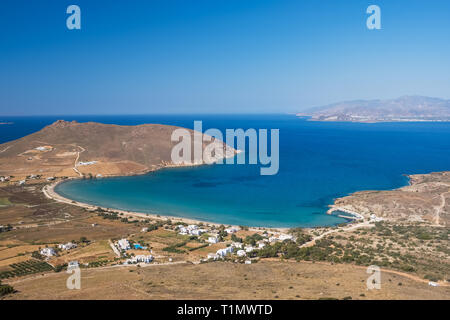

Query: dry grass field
[4,260,449,300]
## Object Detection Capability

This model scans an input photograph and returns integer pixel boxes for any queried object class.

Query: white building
[58,242,77,251]
[258,242,266,249]
[428,281,439,287]
[46,177,55,181]
[191,228,206,236]
[126,255,153,264]
[278,234,294,241]
[207,253,220,260]
[245,246,254,253]
[237,250,246,257]
[245,260,252,265]
[231,242,243,249]
[207,236,219,244]
[18,180,26,186]
[225,227,238,234]
[40,247,56,257]
[178,226,188,235]
[216,246,234,257]
[370,214,384,222]
[268,236,278,243]
[68,261,79,269]
[78,161,97,166]
[118,238,131,251]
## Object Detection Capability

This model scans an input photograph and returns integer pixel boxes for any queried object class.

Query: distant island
[297,95,450,123]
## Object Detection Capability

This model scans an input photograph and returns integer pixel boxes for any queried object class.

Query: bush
[0,283,14,297]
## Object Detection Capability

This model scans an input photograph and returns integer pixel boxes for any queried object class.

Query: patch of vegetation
[0,280,15,297]
[0,260,54,279]
[0,197,12,206]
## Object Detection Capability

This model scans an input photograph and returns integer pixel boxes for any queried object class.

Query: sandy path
[434,192,449,226]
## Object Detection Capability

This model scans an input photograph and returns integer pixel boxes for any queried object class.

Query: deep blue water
[2,115,450,227]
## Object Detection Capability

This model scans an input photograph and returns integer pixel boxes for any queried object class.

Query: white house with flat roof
[58,242,77,250]
[126,255,153,264]
[216,246,234,257]
[191,228,206,236]
[237,250,246,257]
[40,247,56,257]
[207,253,220,260]
[225,227,239,234]
[278,234,294,241]
[207,236,219,244]
[118,238,131,251]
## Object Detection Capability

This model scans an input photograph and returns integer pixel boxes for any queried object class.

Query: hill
[0,120,235,179]
[297,96,450,122]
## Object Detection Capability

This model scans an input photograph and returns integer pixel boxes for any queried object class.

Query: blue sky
[1,0,449,115]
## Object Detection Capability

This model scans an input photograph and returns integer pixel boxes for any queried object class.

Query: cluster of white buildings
[177,224,207,236]
[40,247,56,257]
[0,176,10,182]
[58,242,77,251]
[125,255,154,264]
[204,231,296,261]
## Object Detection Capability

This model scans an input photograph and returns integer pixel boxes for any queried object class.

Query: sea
[2,114,450,228]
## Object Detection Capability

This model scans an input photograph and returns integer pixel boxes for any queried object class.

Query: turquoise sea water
[2,115,450,227]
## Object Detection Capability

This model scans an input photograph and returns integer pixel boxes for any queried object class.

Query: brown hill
[0,120,235,179]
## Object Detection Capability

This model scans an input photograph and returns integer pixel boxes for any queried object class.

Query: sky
[1,0,450,115]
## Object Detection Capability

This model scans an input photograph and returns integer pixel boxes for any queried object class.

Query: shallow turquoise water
[46,114,450,228]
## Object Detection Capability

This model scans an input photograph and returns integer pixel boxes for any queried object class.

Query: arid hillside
[298,96,450,122]
[0,120,235,179]
[331,171,450,226]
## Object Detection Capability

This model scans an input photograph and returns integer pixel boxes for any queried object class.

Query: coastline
[36,168,431,231]
[44,177,290,233]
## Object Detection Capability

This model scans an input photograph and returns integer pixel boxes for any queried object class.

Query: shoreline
[43,179,291,233]
[32,165,423,231]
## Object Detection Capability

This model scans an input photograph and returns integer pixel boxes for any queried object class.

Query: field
[0,183,448,300]
[4,260,449,300]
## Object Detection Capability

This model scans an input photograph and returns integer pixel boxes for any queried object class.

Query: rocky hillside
[330,171,450,226]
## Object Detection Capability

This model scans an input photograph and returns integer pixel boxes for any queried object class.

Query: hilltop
[297,96,450,122]
[0,120,235,179]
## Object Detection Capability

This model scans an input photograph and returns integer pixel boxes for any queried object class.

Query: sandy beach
[43,179,289,233]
